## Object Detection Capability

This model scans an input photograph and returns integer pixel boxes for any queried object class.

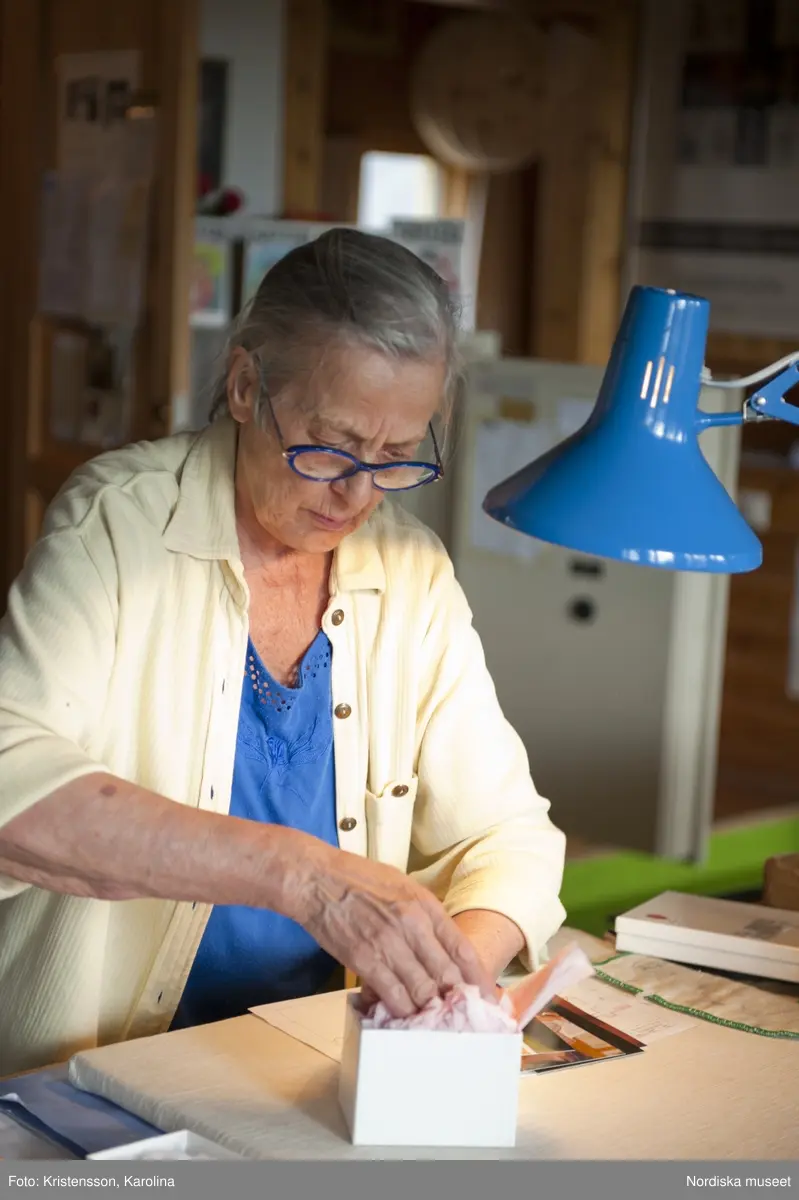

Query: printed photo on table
[521,997,644,1074]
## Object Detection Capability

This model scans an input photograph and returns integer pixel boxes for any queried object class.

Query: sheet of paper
[509,944,596,1028]
[242,233,308,306]
[38,171,89,318]
[84,177,150,325]
[560,976,697,1044]
[469,418,558,562]
[591,951,799,1036]
[249,990,352,1062]
[57,50,140,177]
[390,218,465,311]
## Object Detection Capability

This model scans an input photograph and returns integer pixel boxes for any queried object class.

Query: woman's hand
[291,843,494,1017]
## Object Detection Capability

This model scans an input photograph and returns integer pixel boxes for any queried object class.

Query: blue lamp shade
[482,285,762,573]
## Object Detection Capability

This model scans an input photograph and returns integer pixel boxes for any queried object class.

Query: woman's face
[229,343,445,555]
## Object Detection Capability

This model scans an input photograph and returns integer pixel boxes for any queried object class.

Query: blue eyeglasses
[263,390,444,492]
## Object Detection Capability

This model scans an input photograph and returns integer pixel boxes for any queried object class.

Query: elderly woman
[0,229,566,1076]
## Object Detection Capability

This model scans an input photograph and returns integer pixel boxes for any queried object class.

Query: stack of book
[615,891,799,983]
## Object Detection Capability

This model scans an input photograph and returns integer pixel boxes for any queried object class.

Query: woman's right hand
[292,844,493,1017]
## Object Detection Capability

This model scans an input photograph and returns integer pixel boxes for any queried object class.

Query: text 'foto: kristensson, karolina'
[8,1175,176,1188]
[687,1178,792,1189]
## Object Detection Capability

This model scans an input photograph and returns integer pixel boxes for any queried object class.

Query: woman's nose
[330,471,373,503]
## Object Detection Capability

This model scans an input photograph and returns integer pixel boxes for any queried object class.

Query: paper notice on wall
[470,418,558,562]
[38,171,90,317]
[390,219,465,311]
[39,169,150,325]
[57,50,141,178]
[84,178,151,325]
[242,230,309,306]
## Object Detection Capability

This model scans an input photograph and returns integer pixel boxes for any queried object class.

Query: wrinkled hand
[296,844,494,1017]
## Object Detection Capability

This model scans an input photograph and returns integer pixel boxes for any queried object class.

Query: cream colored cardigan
[0,418,566,1075]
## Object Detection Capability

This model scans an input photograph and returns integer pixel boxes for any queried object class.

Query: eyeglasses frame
[261,388,444,493]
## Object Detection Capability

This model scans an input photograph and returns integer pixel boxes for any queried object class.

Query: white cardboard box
[87,1130,243,1160]
[615,890,799,983]
[337,994,523,1147]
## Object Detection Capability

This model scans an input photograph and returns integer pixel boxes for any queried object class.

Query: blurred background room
[2,0,799,937]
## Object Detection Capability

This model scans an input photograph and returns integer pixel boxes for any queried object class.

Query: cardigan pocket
[364,776,419,872]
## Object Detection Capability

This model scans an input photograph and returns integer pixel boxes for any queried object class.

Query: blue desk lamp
[483,285,799,573]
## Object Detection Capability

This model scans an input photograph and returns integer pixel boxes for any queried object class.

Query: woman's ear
[227,348,260,424]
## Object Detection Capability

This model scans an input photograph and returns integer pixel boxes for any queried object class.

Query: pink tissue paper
[358,942,595,1033]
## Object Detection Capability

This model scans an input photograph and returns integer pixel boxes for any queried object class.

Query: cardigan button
[334,703,352,719]
[339,817,357,832]
[392,784,409,797]
[331,609,345,626]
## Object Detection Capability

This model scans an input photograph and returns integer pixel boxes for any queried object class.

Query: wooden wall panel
[283,0,328,214]
[714,475,799,820]
[574,0,638,364]
[704,336,799,820]
[715,529,799,817]
[0,0,43,596]
[475,168,536,355]
[530,0,638,364]
[0,0,198,589]
[325,3,441,154]
[146,0,199,443]
[320,135,363,223]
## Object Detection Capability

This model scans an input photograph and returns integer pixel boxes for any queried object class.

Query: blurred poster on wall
[191,231,234,328]
[38,171,89,318]
[468,418,554,563]
[390,218,467,319]
[48,50,154,327]
[626,0,799,336]
[84,178,151,326]
[242,225,311,306]
[56,50,140,178]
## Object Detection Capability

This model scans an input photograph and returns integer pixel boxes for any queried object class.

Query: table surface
[67,1003,799,1160]
[6,924,799,1162]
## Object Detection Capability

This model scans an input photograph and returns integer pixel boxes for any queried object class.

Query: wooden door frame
[0,1,198,598]
[0,0,44,598]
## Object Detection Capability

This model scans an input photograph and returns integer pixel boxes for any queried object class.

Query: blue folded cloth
[0,1066,160,1157]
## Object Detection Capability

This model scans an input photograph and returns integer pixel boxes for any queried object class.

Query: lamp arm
[696,361,799,432]
[746,361,799,425]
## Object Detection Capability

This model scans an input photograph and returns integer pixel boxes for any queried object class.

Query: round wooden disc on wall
[410,14,546,173]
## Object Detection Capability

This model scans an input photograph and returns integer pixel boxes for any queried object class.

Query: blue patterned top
[171,631,340,1029]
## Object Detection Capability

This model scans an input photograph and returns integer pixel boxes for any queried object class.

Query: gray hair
[208,227,463,437]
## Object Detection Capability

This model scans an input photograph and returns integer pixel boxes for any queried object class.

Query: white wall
[200,0,284,214]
